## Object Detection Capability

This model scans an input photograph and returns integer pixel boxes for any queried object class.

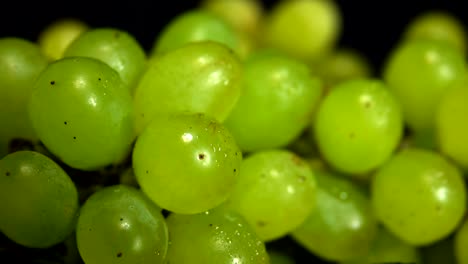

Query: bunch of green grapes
[2,1,468,264]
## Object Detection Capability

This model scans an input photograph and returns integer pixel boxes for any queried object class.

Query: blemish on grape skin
[98,77,101,81]
[120,218,123,221]
[5,171,10,176]
[114,31,121,39]
[116,252,123,258]
[257,221,267,227]
[209,223,213,227]
[298,175,306,182]
[146,170,149,174]
[64,121,68,125]
[349,132,355,139]
[50,81,55,85]
[73,136,77,140]
[233,169,237,173]
[198,153,205,160]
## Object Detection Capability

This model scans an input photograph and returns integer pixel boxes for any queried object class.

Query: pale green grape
[76,185,168,264]
[262,0,342,62]
[371,148,466,246]
[403,10,466,54]
[151,9,239,56]
[165,208,269,263]
[0,151,79,248]
[291,170,377,261]
[225,150,317,241]
[224,50,322,152]
[435,77,468,169]
[29,57,134,170]
[455,218,468,264]
[341,226,422,264]
[134,41,242,135]
[64,27,147,92]
[0,37,48,157]
[383,39,466,133]
[313,78,403,177]
[38,18,88,61]
[132,113,242,214]
[313,48,372,89]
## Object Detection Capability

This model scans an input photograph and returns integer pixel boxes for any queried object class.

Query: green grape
[76,185,168,264]
[313,48,372,89]
[455,219,468,264]
[165,208,269,263]
[225,150,317,241]
[291,170,377,261]
[371,148,466,246]
[313,78,403,177]
[200,0,264,38]
[132,113,242,214]
[383,39,466,133]
[341,226,422,264]
[151,9,239,56]
[403,11,467,54]
[262,0,342,62]
[0,151,79,248]
[421,235,457,264]
[134,41,242,135]
[64,28,147,92]
[224,50,322,152]
[435,78,468,169]
[0,37,48,157]
[268,250,294,264]
[29,57,134,171]
[38,18,88,61]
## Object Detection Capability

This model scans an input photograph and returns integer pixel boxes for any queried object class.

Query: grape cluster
[1,0,468,263]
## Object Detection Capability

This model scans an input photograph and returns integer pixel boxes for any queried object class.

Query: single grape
[76,185,168,264]
[0,37,48,157]
[313,78,403,177]
[0,151,79,248]
[37,18,88,61]
[403,10,467,54]
[28,57,134,170]
[291,170,377,261]
[383,39,466,133]
[225,149,317,241]
[341,226,422,264]
[371,148,466,246]
[64,27,147,92]
[134,41,242,135]
[262,0,342,62]
[151,9,239,56]
[132,113,242,214]
[435,77,468,170]
[224,50,322,152]
[165,208,269,263]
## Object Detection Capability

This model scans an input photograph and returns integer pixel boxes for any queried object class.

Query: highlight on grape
[1,0,468,263]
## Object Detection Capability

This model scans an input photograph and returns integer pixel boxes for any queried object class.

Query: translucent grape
[64,27,147,92]
[341,226,422,264]
[37,18,88,61]
[132,113,242,214]
[29,57,134,170]
[76,185,168,264]
[371,148,466,246]
[225,149,317,241]
[262,0,342,62]
[383,39,466,133]
[165,208,269,263]
[151,9,239,56]
[0,37,48,157]
[134,41,242,135]
[0,151,79,248]
[435,78,468,169]
[403,11,467,54]
[224,50,322,152]
[313,78,403,177]
[291,170,377,261]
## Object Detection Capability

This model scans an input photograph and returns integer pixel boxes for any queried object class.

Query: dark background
[1,0,467,72]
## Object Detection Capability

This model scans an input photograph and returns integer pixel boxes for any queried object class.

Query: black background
[1,0,467,72]
[0,0,466,263]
